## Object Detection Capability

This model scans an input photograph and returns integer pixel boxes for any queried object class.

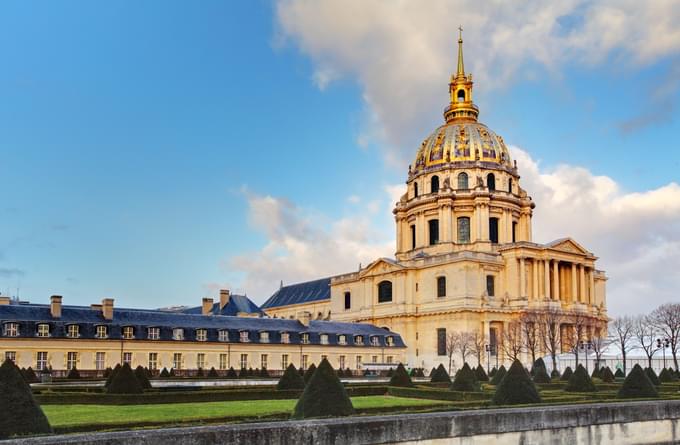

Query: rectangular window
[437,328,446,356]
[356,356,362,370]
[67,352,78,370]
[339,355,346,370]
[320,334,329,345]
[489,217,499,243]
[173,328,184,340]
[95,325,108,339]
[218,330,229,342]
[197,353,205,369]
[386,336,394,346]
[95,352,106,370]
[512,221,517,243]
[148,327,160,340]
[261,354,268,370]
[37,324,50,337]
[457,217,470,243]
[344,291,351,310]
[370,336,379,346]
[67,324,79,338]
[122,326,134,339]
[259,331,269,343]
[240,353,248,370]
[354,335,364,345]
[196,329,207,341]
[239,331,249,342]
[386,356,393,364]
[219,353,228,370]
[36,351,48,370]
[281,354,289,370]
[486,275,495,297]
[301,354,308,370]
[123,352,132,364]
[437,276,446,298]
[173,353,183,370]
[428,219,439,245]
[280,332,290,343]
[410,224,416,249]
[5,351,16,362]
[3,323,19,337]
[148,353,158,370]
[372,355,378,363]
[301,333,309,344]
[338,334,347,345]
[378,281,392,303]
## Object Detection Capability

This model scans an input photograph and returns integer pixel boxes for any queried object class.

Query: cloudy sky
[1,1,679,316]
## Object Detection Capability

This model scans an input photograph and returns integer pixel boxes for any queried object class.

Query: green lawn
[42,396,450,428]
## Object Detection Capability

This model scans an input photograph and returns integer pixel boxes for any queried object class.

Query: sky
[1,0,679,317]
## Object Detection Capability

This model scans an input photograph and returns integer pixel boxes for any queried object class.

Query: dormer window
[280,332,290,344]
[354,335,364,345]
[386,336,395,347]
[173,328,184,340]
[196,329,207,341]
[239,331,250,342]
[95,325,108,339]
[36,323,50,338]
[218,330,229,342]
[370,336,380,346]
[122,326,134,339]
[338,334,347,345]
[66,324,80,338]
[3,322,19,337]
[320,334,329,345]
[259,331,270,343]
[147,327,160,340]
[300,333,310,344]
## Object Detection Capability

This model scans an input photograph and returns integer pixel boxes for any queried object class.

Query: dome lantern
[443,27,479,124]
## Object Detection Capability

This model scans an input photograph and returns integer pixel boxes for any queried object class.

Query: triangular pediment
[359,257,405,277]
[546,238,590,255]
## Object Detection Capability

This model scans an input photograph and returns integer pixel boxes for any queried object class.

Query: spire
[456,26,465,77]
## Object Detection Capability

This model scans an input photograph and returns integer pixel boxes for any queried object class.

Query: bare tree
[564,311,590,368]
[445,332,460,376]
[633,314,658,369]
[610,315,635,375]
[470,331,486,367]
[591,335,612,371]
[501,321,524,362]
[537,308,563,372]
[652,303,680,371]
[520,311,541,365]
[458,331,475,366]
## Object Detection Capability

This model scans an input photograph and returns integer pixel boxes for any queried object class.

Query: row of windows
[364,275,495,304]
[1,323,395,347]
[413,173,513,197]
[4,351,395,371]
[410,216,518,248]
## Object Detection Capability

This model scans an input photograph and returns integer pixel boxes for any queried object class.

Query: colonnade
[517,257,595,304]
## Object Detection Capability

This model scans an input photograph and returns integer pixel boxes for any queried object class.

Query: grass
[42,396,449,429]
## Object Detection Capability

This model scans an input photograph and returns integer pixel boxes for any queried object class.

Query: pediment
[546,238,590,255]
[360,258,405,277]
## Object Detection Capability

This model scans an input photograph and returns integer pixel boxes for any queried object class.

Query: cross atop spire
[456,26,465,77]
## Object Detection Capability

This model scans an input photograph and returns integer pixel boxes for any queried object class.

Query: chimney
[102,298,114,320]
[202,298,214,315]
[219,289,230,310]
[50,295,62,318]
[298,311,312,327]
[0,296,10,305]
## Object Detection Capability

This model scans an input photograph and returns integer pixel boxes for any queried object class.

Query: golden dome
[412,28,513,173]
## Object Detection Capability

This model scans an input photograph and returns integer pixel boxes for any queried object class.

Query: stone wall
[8,400,680,445]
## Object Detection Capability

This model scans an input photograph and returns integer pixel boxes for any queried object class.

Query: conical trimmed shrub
[291,358,354,419]
[0,360,52,439]
[644,367,660,386]
[488,367,497,378]
[565,364,596,392]
[560,366,573,381]
[277,364,305,390]
[134,365,152,390]
[103,367,112,378]
[533,365,551,383]
[600,367,615,383]
[667,368,679,381]
[551,369,561,379]
[303,363,317,384]
[107,363,143,394]
[490,365,507,385]
[491,360,541,405]
[615,368,625,378]
[618,364,658,398]
[430,364,451,383]
[530,358,546,376]
[208,367,219,378]
[389,363,414,387]
[658,368,671,383]
[159,367,170,378]
[105,363,121,387]
[169,368,176,377]
[22,367,39,384]
[66,366,80,379]
[591,366,602,379]
[259,367,270,378]
[226,367,238,379]
[430,367,437,377]
[475,365,489,382]
[450,363,480,392]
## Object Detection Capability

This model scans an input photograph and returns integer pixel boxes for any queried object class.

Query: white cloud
[276,0,680,165]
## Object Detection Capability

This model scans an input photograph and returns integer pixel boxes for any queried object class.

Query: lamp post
[485,344,491,374]
[657,338,670,369]
[579,341,593,373]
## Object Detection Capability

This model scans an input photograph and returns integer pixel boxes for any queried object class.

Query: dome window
[487,173,496,191]
[414,182,419,197]
[457,217,470,243]
[428,219,439,245]
[457,89,465,102]
[508,178,513,193]
[489,217,499,244]
[431,176,439,193]
[457,172,468,190]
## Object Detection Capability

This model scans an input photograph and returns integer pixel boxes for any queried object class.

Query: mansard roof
[180,294,264,316]
[261,277,331,309]
[0,301,405,347]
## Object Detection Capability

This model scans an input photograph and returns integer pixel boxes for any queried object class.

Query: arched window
[378,281,392,303]
[437,276,446,298]
[508,178,513,193]
[457,172,468,189]
[457,89,465,102]
[457,217,470,243]
[428,219,439,245]
[431,175,439,193]
[487,173,496,191]
[414,182,419,197]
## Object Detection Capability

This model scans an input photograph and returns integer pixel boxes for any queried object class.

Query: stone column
[416,212,425,249]
[544,259,550,300]
[519,257,526,298]
[532,259,539,301]
[396,218,403,253]
[579,265,586,303]
[480,204,490,241]
[571,263,577,304]
[589,268,595,305]
[552,260,560,302]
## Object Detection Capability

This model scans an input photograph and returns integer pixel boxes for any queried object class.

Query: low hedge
[387,386,488,401]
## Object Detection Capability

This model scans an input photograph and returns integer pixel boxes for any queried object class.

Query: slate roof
[261,277,331,309]
[0,302,405,348]
[180,294,264,316]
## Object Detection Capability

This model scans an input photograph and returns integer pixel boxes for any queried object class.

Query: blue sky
[1,1,679,314]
